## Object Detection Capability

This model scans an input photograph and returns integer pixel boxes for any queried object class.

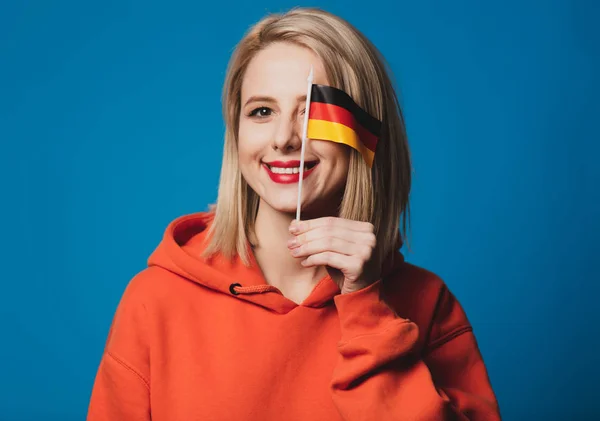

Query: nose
[272,113,302,152]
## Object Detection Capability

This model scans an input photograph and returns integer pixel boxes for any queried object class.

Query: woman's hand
[288,217,379,294]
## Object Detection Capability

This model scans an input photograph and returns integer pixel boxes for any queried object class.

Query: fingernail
[287,238,297,247]
[289,224,299,233]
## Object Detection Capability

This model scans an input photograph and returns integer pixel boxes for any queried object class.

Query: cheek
[237,120,271,163]
[313,141,351,170]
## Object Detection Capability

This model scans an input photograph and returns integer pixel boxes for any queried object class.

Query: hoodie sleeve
[330,280,501,421]
[87,275,151,421]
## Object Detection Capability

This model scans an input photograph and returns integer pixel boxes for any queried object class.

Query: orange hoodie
[87,212,501,420]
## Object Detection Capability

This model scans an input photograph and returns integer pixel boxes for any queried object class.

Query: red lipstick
[263,160,319,184]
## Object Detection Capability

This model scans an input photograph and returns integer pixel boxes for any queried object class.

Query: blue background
[1,0,598,420]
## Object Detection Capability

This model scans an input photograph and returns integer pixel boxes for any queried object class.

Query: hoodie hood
[147,212,404,314]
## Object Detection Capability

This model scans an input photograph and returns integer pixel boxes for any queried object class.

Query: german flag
[307,84,381,167]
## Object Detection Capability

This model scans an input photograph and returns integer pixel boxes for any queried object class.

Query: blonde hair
[203,7,412,268]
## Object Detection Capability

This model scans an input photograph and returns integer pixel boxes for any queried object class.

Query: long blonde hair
[203,7,412,268]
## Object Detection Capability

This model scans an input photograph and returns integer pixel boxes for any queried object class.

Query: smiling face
[238,42,350,217]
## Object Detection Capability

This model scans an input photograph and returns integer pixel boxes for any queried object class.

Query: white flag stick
[296,66,314,222]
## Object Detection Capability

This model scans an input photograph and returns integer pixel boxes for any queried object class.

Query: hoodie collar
[148,212,403,314]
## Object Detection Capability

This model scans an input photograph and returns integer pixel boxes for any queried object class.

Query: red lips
[263,160,319,184]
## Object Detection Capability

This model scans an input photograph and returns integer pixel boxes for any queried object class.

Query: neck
[252,201,328,298]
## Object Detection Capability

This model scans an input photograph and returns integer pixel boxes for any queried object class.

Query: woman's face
[238,42,350,217]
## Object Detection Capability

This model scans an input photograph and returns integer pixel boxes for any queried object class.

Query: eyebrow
[243,94,308,107]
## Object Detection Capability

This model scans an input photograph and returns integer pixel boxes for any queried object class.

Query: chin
[266,199,299,215]
[256,184,342,217]
[265,196,335,219]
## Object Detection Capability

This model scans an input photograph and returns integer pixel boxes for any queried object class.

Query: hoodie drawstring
[229,283,281,296]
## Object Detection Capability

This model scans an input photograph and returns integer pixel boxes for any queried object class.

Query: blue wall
[1,1,598,419]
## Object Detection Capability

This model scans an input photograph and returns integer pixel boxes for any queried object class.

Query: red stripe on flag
[309,102,378,152]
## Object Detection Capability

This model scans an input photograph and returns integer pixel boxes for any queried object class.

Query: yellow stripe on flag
[307,119,375,167]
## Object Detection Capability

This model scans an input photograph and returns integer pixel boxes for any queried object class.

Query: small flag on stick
[296,72,382,221]
[307,84,381,167]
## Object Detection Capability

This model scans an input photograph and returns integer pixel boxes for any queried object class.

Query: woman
[87,7,501,421]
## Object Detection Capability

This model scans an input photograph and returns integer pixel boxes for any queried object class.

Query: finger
[291,217,374,235]
[290,226,376,248]
[290,236,370,259]
[301,251,362,275]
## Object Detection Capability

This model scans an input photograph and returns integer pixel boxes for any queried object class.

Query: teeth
[268,165,311,174]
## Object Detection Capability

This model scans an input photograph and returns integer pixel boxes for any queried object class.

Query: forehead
[241,42,329,99]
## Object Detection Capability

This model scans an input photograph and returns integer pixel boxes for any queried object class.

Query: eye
[249,107,273,118]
